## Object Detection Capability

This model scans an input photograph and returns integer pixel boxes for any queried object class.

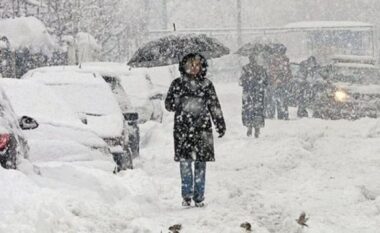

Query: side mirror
[123,112,139,121]
[77,112,88,124]
[19,116,39,130]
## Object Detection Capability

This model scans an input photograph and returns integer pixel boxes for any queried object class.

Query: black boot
[247,126,253,137]
[254,127,260,138]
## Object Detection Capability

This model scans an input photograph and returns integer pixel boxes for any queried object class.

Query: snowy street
[2,81,380,233]
[1,1,380,232]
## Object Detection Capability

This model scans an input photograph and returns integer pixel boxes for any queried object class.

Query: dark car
[290,59,380,119]
[0,87,37,169]
[313,63,380,119]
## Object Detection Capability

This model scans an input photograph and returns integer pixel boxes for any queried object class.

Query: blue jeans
[180,161,206,203]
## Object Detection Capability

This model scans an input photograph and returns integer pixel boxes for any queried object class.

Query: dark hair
[179,53,208,77]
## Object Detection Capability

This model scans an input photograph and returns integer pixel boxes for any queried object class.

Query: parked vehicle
[76,63,144,157]
[0,87,32,169]
[22,70,134,171]
[290,57,380,119]
[23,65,146,157]
[0,79,111,162]
[81,62,164,124]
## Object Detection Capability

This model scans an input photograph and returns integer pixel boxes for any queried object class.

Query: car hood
[23,121,108,149]
[27,139,108,162]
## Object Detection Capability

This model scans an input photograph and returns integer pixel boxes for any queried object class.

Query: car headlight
[334,90,349,102]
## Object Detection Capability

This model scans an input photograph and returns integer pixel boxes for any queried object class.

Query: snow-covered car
[313,63,380,119]
[23,63,142,157]
[0,86,31,169]
[22,70,133,170]
[0,79,111,162]
[81,62,164,124]
[290,59,380,119]
[70,63,143,157]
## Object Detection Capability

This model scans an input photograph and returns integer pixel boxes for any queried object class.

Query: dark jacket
[239,63,268,128]
[268,55,292,88]
[165,75,226,162]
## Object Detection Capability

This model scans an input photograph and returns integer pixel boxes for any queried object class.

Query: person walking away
[296,56,320,118]
[240,54,268,137]
[165,53,226,207]
[266,46,292,120]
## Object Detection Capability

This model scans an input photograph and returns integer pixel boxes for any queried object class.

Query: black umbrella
[235,42,286,56]
[127,34,230,68]
[235,42,268,56]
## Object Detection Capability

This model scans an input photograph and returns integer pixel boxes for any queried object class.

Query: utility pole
[237,0,242,49]
[162,0,168,30]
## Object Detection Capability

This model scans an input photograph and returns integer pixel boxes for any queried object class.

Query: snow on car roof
[23,70,121,116]
[23,69,124,137]
[285,21,373,30]
[334,62,377,69]
[25,68,106,85]
[79,62,131,77]
[0,79,84,128]
[332,55,376,61]
[0,17,59,55]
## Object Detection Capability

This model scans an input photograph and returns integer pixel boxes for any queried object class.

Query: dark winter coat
[268,55,292,88]
[296,58,321,106]
[239,63,268,128]
[165,75,226,162]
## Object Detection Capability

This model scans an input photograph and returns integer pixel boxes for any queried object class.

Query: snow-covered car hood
[22,121,107,149]
[24,122,111,162]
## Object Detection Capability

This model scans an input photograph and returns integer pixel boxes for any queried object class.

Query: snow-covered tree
[0,0,44,18]
[39,0,148,61]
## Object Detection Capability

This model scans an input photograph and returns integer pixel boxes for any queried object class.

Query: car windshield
[47,83,121,116]
[27,71,122,116]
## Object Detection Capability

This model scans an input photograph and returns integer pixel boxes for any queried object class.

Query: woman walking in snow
[165,53,226,207]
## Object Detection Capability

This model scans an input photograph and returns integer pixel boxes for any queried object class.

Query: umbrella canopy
[127,34,230,68]
[235,42,287,56]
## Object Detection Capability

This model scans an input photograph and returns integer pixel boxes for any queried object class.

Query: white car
[80,62,164,123]
[22,65,143,157]
[22,70,133,171]
[0,79,111,162]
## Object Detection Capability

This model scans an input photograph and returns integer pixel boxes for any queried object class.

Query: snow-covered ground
[1,79,380,233]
